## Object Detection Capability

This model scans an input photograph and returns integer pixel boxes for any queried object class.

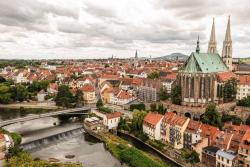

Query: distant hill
[155,53,188,61]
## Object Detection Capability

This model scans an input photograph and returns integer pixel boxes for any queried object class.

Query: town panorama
[0,1,250,167]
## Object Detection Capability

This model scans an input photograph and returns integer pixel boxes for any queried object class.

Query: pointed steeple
[196,35,200,53]
[222,16,233,71]
[225,16,231,41]
[208,18,217,54]
[135,50,138,59]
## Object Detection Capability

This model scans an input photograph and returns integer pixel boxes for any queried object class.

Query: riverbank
[85,127,170,167]
[118,130,184,167]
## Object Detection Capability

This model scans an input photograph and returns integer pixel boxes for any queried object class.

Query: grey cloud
[0,0,79,32]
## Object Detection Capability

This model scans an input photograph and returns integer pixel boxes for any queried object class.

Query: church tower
[222,16,233,71]
[208,18,217,54]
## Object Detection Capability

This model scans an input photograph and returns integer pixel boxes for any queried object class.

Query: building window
[227,159,229,164]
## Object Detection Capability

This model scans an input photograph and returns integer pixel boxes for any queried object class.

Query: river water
[1,108,121,167]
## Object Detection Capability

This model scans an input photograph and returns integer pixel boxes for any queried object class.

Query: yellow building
[81,84,96,104]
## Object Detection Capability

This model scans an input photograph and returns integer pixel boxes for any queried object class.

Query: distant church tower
[134,50,139,68]
[222,16,233,71]
[208,18,217,54]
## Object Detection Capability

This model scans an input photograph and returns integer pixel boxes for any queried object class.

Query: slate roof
[183,52,228,73]
[216,150,236,160]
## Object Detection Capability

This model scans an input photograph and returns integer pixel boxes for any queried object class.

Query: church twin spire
[206,16,232,71]
[222,16,233,71]
[207,18,217,54]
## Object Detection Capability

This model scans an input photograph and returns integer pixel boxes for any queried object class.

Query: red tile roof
[106,111,122,119]
[165,72,177,80]
[117,90,133,99]
[186,120,202,133]
[217,72,236,82]
[81,84,95,92]
[144,112,164,127]
[240,129,250,150]
[201,124,219,144]
[239,75,250,85]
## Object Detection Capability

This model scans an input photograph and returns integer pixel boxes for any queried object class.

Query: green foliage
[9,132,22,146]
[200,104,222,129]
[129,103,145,111]
[0,60,41,69]
[96,98,104,108]
[148,140,165,152]
[55,85,74,108]
[120,147,166,167]
[171,85,181,105]
[221,114,242,125]
[147,71,160,79]
[246,116,250,125]
[10,85,28,102]
[27,80,49,93]
[150,103,157,112]
[75,89,84,107]
[237,96,250,107]
[131,109,147,131]
[0,84,12,103]
[157,104,166,115]
[158,87,169,100]
[99,107,112,113]
[223,79,237,102]
[133,131,149,142]
[118,117,130,131]
[182,149,200,164]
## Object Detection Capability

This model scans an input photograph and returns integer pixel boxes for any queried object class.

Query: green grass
[103,133,168,167]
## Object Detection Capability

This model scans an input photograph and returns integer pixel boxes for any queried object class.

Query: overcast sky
[0,0,249,59]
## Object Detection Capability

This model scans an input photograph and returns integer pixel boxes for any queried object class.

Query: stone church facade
[178,17,234,107]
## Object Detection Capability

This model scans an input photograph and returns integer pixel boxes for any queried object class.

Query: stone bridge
[0,107,91,127]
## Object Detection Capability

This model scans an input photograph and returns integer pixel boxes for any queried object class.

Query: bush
[120,147,166,167]
[182,149,200,164]
[9,133,22,146]
[221,114,242,125]
[133,131,149,142]
[129,103,145,111]
[237,96,250,107]
[99,107,112,113]
[148,140,165,152]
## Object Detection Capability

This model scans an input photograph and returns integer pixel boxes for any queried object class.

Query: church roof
[182,52,228,73]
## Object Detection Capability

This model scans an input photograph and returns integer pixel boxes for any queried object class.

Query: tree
[246,116,250,125]
[237,96,250,107]
[221,114,242,125]
[200,104,222,129]
[96,98,104,108]
[157,104,166,115]
[10,85,28,102]
[171,85,182,105]
[0,85,12,104]
[147,71,160,79]
[131,109,147,131]
[158,87,169,100]
[28,80,49,93]
[55,85,74,108]
[150,103,157,112]
[182,150,200,164]
[75,89,84,107]
[129,103,145,111]
[223,79,237,102]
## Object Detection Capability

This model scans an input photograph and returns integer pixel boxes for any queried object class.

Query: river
[1,108,121,167]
